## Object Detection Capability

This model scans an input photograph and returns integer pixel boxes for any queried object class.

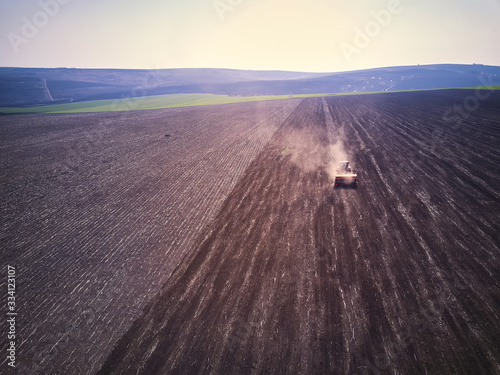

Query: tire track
[100,92,500,375]
[0,99,300,374]
[2,91,499,374]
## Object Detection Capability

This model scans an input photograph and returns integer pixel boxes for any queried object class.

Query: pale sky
[1,0,499,72]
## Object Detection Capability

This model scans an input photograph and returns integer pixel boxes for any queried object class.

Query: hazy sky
[1,0,499,72]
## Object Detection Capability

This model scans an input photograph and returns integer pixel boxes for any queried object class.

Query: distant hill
[1,64,499,107]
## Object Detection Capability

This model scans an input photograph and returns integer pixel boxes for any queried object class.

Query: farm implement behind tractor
[334,161,357,188]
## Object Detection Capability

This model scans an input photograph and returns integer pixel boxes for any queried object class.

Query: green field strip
[1,86,498,114]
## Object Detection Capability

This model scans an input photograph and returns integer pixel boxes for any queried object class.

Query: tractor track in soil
[0,100,301,374]
[98,93,500,375]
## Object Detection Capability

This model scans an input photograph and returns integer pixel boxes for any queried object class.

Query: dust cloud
[281,127,349,182]
[326,140,349,181]
[283,128,326,172]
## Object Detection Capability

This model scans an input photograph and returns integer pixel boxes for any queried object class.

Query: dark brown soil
[96,92,500,375]
[0,100,300,374]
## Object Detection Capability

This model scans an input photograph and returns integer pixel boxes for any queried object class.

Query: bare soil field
[98,92,499,375]
[1,91,499,374]
[0,99,300,374]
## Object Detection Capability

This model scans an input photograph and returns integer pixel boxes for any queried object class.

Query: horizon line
[1,62,498,75]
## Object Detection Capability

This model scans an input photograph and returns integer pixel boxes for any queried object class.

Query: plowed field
[99,92,500,374]
[1,91,499,374]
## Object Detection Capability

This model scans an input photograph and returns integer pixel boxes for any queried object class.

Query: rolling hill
[0,64,499,107]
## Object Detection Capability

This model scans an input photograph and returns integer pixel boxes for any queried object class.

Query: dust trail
[322,98,350,181]
[278,98,350,180]
[326,141,349,181]
[284,132,348,181]
[281,129,328,172]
